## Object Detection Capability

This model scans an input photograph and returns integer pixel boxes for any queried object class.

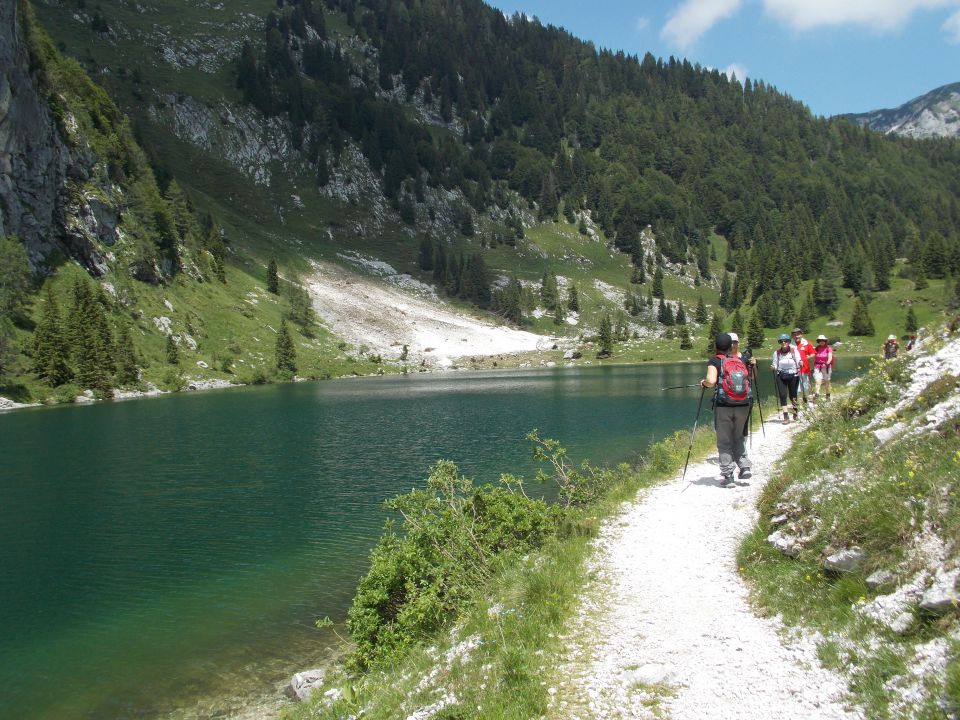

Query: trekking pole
[681,386,707,483]
[750,364,765,437]
[661,384,702,391]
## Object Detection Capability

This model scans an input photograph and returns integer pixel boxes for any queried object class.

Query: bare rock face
[0,3,112,273]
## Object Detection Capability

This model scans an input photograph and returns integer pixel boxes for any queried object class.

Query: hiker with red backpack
[812,334,834,401]
[700,333,752,488]
[772,333,803,423]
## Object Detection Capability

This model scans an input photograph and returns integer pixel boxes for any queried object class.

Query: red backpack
[716,355,751,406]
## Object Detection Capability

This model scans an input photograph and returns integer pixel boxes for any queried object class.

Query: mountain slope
[844,81,960,139]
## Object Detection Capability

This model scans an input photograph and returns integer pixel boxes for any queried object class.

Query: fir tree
[166,335,180,365]
[746,310,765,351]
[275,319,297,376]
[914,264,928,290]
[566,284,580,312]
[718,271,731,309]
[0,236,32,322]
[679,325,693,350]
[695,295,708,324]
[729,308,743,335]
[597,313,613,358]
[553,300,565,325]
[676,301,687,325]
[704,312,724,357]
[540,270,558,310]
[657,298,674,325]
[114,325,139,386]
[905,307,919,335]
[32,286,72,386]
[652,267,664,298]
[267,259,279,294]
[849,297,876,336]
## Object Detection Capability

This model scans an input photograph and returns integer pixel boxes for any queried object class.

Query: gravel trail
[556,416,863,720]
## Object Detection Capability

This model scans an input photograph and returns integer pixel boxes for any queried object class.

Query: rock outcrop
[0,2,114,273]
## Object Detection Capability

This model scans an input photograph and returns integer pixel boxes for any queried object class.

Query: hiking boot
[739,468,752,480]
[782,411,791,424]
[720,474,735,488]
[792,411,799,421]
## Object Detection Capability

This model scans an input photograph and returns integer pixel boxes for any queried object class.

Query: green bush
[346,460,558,671]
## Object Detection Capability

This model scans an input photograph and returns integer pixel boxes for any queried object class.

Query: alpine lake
[0,361,862,719]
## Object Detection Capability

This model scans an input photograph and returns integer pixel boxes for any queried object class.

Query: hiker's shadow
[688,474,723,487]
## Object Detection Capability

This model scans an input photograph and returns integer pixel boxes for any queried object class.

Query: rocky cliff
[0,1,117,274]
[844,81,960,139]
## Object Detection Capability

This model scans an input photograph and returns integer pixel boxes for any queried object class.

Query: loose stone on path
[553,419,863,720]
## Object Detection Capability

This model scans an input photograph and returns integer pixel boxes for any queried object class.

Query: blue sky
[485,0,960,117]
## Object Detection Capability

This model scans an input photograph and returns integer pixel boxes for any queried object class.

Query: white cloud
[761,0,960,33]
[944,8,960,41]
[661,0,743,49]
[636,16,650,31]
[724,63,749,82]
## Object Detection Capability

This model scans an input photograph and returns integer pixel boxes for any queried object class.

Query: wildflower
[908,471,915,479]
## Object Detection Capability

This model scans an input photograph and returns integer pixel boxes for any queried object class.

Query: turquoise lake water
[0,363,801,718]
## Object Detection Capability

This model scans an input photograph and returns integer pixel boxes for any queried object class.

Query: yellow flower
[908,471,915,479]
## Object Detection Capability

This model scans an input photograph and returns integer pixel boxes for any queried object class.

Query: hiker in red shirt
[791,327,815,402]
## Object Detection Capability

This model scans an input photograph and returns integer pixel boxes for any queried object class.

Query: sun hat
[715,333,732,351]
[816,334,828,341]
[728,332,739,343]
[792,327,803,334]
[887,334,896,340]
[778,333,790,342]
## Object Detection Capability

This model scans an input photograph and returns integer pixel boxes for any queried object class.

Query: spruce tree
[553,300,565,325]
[0,316,15,384]
[267,259,279,294]
[566,284,580,312]
[540,270,558,310]
[0,236,31,321]
[718,271,731,309]
[676,301,687,325]
[746,310,765,351]
[914,264,928,290]
[679,325,693,350]
[652,267,664,298]
[695,295,708,324]
[729,308,743,335]
[32,286,72,386]
[275,319,297,376]
[849,297,876,336]
[114,326,139,386]
[597,313,613,358]
[657,298,674,325]
[166,334,180,365]
[905,307,919,335]
[704,312,724,357]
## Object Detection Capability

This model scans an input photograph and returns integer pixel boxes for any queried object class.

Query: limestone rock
[920,568,960,615]
[866,569,896,592]
[767,530,803,558]
[823,547,867,574]
[284,669,325,702]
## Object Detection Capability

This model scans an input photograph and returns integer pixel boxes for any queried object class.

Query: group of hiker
[696,326,908,488]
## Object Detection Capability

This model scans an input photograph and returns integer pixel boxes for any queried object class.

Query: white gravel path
[555,417,863,720]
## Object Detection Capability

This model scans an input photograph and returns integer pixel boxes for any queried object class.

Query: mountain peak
[844,81,960,139]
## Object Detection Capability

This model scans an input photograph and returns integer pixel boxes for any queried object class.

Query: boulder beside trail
[284,669,325,702]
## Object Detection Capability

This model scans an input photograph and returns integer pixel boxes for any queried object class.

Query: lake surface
[0,362,828,718]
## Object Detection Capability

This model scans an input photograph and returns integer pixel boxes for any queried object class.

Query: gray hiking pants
[714,404,752,478]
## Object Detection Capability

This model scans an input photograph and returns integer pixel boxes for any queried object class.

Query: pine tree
[597,313,613,358]
[566,284,580,312]
[914,264,928,290]
[695,295,708,324]
[718,271,731,309]
[267,259,279,294]
[166,334,180,365]
[32,286,72,386]
[905,307,919,335]
[746,310,765,351]
[729,308,743,335]
[849,297,876,336]
[68,279,112,393]
[553,300,565,325]
[275,319,297,376]
[704,312,724,357]
[675,301,687,325]
[540,270,558,310]
[114,325,139,386]
[0,236,32,321]
[817,255,842,315]
[679,325,693,350]
[657,298,674,325]
[652,267,664,298]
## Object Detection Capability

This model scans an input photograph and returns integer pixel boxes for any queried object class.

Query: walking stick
[750,364,765,437]
[661,384,702,391]
[681,386,707,483]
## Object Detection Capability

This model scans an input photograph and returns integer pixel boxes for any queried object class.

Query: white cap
[888,334,896,341]
[816,334,828,341]
[728,332,739,342]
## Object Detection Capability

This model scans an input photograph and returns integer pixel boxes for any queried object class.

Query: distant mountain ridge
[844,81,960,139]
